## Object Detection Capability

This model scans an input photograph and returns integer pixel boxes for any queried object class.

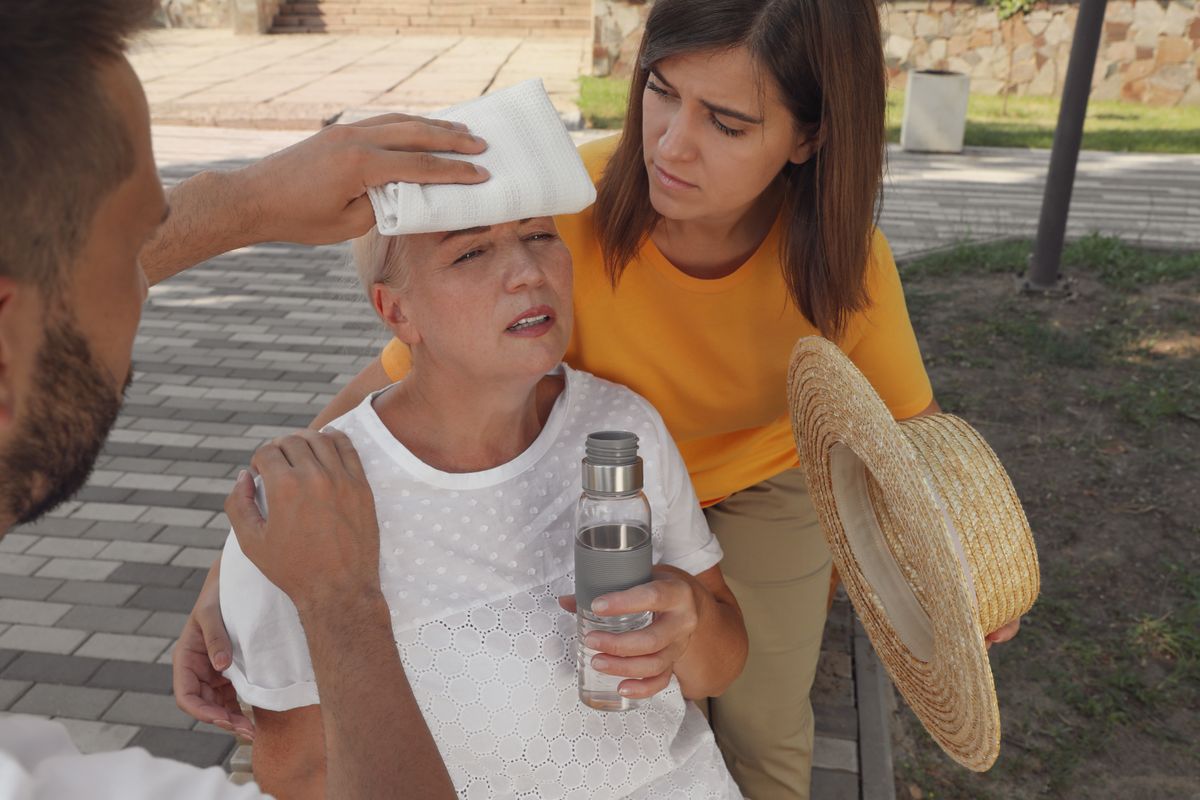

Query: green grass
[904,233,1200,288]
[887,90,1200,153]
[577,76,1200,154]
[579,76,630,129]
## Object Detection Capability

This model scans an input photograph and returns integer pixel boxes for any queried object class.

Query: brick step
[270,23,589,36]
[276,0,590,15]
[272,14,591,31]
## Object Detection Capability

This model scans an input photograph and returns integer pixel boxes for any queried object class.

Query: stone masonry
[593,0,1200,106]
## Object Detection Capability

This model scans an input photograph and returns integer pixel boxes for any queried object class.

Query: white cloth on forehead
[366,79,596,235]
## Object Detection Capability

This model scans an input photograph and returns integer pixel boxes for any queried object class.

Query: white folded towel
[366,79,596,235]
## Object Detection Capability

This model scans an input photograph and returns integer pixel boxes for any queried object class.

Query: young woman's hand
[172,574,252,737]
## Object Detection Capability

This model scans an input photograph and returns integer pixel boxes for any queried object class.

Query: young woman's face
[641,46,813,224]
[378,218,573,385]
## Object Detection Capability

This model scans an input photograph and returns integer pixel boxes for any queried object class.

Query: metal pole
[1025,0,1109,291]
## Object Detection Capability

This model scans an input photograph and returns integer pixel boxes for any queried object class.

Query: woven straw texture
[787,336,1039,771]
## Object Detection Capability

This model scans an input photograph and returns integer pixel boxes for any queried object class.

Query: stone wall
[886,1,1199,106]
[594,0,652,77]
[594,0,1200,106]
[157,0,231,28]
[155,0,283,33]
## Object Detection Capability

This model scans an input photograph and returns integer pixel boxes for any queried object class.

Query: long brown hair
[594,0,886,340]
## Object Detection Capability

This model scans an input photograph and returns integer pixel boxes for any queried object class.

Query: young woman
[180,1,1020,796]
[221,217,747,799]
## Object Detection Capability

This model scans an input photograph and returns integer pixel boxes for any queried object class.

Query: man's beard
[0,313,128,526]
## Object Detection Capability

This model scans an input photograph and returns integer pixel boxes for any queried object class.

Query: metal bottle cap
[582,431,643,495]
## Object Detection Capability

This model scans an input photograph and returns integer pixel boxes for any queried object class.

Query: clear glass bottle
[575,431,653,712]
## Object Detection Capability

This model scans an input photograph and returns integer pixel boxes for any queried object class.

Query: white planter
[900,70,971,153]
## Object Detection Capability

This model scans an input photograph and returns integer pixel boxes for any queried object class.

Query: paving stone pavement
[3,121,1197,788]
[130,29,590,129]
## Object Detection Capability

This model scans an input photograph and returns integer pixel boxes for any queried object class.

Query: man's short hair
[0,0,156,292]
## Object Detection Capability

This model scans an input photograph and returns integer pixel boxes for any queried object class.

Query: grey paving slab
[1,652,105,686]
[0,554,49,577]
[127,586,200,614]
[89,661,175,695]
[154,526,228,549]
[25,538,109,559]
[0,625,88,656]
[127,725,236,769]
[81,522,165,543]
[96,540,182,565]
[10,517,95,538]
[53,718,141,754]
[0,599,73,626]
[108,562,195,589]
[104,690,197,730]
[813,735,859,773]
[0,679,32,709]
[0,534,37,554]
[48,581,140,608]
[136,611,192,639]
[0,575,64,601]
[810,767,860,800]
[12,683,120,720]
[57,605,153,635]
[75,633,172,663]
[35,558,122,582]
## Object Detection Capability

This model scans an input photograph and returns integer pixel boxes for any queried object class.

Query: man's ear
[372,283,421,346]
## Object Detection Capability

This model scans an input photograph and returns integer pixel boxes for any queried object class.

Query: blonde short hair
[351,227,409,297]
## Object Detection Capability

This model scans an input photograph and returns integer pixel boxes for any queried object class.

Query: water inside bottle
[576,522,653,712]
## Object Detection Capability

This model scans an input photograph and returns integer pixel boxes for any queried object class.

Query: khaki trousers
[703,469,832,800]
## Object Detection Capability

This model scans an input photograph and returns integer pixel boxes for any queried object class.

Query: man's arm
[142,114,488,285]
[226,429,455,799]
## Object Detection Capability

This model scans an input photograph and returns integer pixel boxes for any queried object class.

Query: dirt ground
[885,237,1200,799]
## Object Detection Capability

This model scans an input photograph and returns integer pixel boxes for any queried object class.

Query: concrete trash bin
[900,70,971,154]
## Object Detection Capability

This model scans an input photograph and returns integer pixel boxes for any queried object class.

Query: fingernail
[592,598,608,613]
[236,469,248,485]
[591,656,608,670]
[236,730,255,742]
[618,687,632,697]
[472,134,487,146]
[474,164,490,177]
[212,719,233,731]
[214,651,231,670]
[451,121,468,131]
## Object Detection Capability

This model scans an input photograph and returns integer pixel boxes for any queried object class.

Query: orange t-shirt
[381,135,932,505]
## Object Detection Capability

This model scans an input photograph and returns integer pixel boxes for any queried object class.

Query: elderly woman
[219,215,748,799]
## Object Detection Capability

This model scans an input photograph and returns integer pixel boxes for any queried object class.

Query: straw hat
[787,336,1039,771]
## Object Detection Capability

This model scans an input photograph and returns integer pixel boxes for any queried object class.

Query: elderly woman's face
[388,217,572,382]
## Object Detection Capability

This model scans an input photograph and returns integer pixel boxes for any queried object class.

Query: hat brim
[788,337,1000,771]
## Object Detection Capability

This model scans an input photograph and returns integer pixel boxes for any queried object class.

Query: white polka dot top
[221,365,741,799]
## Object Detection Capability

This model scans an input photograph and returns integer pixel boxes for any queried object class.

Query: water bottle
[575,431,653,712]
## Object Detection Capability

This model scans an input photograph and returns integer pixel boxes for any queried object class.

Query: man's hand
[559,565,703,700]
[142,113,489,285]
[234,114,489,247]
[225,429,382,616]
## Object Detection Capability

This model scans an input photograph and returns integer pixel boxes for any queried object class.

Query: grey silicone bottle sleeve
[574,537,652,613]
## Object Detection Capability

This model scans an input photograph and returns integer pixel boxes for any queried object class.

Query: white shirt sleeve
[218,478,320,712]
[0,716,267,799]
[642,402,724,577]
